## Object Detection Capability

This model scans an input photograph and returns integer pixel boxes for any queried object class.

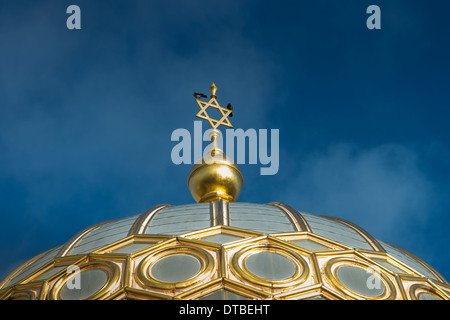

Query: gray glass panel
[200,289,249,300]
[418,292,442,300]
[379,241,437,280]
[70,215,139,255]
[229,203,295,233]
[290,239,330,251]
[336,265,385,297]
[150,254,201,283]
[6,246,62,286]
[303,296,328,300]
[146,203,210,235]
[35,266,67,281]
[371,258,407,274]
[112,243,154,254]
[245,252,296,280]
[202,234,242,244]
[298,211,373,250]
[60,269,108,300]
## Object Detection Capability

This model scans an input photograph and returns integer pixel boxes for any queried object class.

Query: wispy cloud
[281,143,435,241]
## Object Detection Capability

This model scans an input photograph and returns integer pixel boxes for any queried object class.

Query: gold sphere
[188,148,243,203]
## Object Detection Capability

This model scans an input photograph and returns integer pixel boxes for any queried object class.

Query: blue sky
[0,0,449,282]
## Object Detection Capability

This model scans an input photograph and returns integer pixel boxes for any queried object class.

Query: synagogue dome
[1,83,448,300]
[1,200,448,300]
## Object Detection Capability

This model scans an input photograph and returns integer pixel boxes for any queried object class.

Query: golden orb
[188,147,243,203]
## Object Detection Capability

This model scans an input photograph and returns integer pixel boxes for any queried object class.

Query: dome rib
[296,211,375,250]
[0,245,62,289]
[380,240,448,284]
[320,215,386,253]
[228,202,295,233]
[267,202,312,232]
[128,204,171,236]
[57,220,117,257]
[144,203,211,235]
[69,215,139,255]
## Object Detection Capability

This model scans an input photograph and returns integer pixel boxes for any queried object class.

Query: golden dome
[1,201,448,300]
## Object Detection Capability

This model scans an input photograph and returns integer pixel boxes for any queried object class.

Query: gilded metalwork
[188,159,244,203]
[323,256,397,300]
[181,225,264,243]
[1,202,448,300]
[267,202,312,232]
[397,275,450,300]
[136,245,215,290]
[210,198,230,226]
[409,283,447,300]
[189,83,243,203]
[95,234,169,255]
[176,278,270,300]
[231,244,310,289]
[50,261,120,300]
[0,247,53,289]
[7,291,36,300]
[274,283,346,300]
[385,240,448,284]
[57,220,117,257]
[272,231,350,252]
[187,132,243,203]
[322,215,386,252]
[194,83,232,130]
[128,204,172,236]
[358,250,423,278]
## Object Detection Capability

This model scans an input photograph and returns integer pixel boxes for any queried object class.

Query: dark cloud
[283,143,434,239]
[0,0,449,281]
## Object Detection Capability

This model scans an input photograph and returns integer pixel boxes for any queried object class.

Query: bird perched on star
[193,83,233,129]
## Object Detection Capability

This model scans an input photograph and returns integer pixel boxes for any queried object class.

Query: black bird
[227,103,233,117]
[193,92,207,99]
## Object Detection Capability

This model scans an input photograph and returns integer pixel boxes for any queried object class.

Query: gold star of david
[195,83,233,129]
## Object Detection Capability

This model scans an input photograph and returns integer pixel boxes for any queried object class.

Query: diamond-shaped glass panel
[303,295,328,300]
[110,242,154,254]
[201,234,243,244]
[35,266,67,281]
[290,239,330,251]
[371,258,407,274]
[199,289,249,300]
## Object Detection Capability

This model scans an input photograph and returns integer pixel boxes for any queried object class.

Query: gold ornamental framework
[188,83,243,203]
[2,210,449,300]
[1,200,450,300]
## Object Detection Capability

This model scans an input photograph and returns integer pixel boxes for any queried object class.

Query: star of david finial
[193,83,233,130]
